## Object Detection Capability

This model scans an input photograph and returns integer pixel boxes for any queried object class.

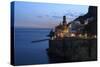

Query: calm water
[14,28,51,65]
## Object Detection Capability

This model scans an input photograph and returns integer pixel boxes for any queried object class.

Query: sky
[14,1,89,28]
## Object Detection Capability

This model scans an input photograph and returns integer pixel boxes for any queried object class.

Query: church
[54,16,70,38]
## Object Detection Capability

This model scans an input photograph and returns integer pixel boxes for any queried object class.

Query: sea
[14,28,51,65]
[14,27,97,65]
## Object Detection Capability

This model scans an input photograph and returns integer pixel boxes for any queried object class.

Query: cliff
[74,6,97,35]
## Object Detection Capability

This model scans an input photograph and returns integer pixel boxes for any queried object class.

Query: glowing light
[84,33,87,38]
[79,34,82,37]
[94,35,97,38]
[71,33,75,37]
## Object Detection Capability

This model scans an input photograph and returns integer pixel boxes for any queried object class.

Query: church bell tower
[62,16,67,25]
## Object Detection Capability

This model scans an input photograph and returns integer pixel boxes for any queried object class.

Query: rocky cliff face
[74,6,97,22]
[74,6,97,35]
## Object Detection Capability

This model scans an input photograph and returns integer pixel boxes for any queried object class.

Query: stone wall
[48,37,97,61]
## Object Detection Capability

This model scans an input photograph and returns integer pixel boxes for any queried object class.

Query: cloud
[52,16,62,19]
[64,13,77,17]
[64,13,85,20]
[45,15,49,17]
[37,16,43,18]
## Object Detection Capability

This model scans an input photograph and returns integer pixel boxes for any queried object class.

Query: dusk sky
[14,1,89,28]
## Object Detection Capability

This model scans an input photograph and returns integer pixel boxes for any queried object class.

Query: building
[54,16,70,38]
